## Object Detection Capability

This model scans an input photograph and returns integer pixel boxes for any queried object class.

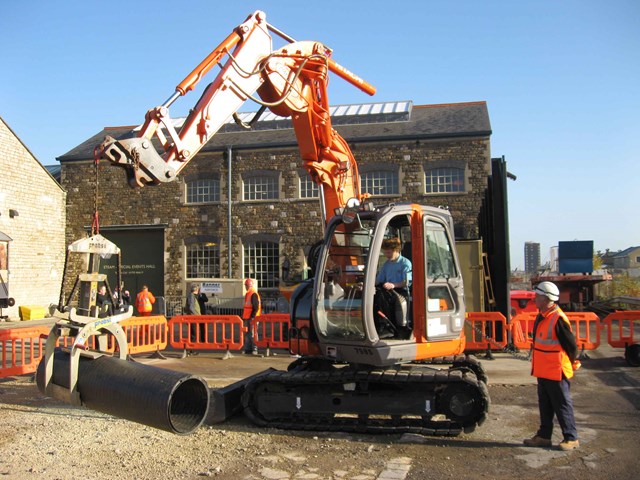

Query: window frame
[243,235,280,291]
[242,170,280,202]
[185,236,221,279]
[423,160,467,195]
[298,170,320,199]
[184,175,221,205]
[359,164,400,197]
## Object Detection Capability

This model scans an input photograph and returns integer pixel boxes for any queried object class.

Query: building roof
[612,246,640,257]
[57,100,491,162]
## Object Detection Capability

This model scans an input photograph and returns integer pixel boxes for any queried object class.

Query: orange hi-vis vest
[532,306,574,381]
[242,287,262,320]
[136,290,155,314]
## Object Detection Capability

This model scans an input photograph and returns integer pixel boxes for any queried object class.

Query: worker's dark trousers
[243,318,256,353]
[536,377,578,441]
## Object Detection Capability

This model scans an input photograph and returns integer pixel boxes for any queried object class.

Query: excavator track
[242,360,490,436]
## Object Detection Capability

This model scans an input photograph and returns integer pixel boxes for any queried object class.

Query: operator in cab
[376,237,412,298]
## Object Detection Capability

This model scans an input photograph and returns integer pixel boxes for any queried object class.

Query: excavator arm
[97,10,375,221]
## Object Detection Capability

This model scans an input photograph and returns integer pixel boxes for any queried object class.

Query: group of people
[184,278,261,356]
[95,284,132,317]
[94,284,154,317]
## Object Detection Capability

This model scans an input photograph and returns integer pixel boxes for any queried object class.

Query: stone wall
[0,118,66,319]
[61,135,490,299]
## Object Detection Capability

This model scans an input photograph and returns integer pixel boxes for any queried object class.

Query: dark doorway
[99,227,165,298]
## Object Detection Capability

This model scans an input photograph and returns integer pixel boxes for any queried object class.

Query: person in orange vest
[242,278,261,355]
[523,281,580,451]
[135,285,155,316]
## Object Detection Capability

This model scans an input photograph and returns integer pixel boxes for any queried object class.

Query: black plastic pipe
[37,349,209,435]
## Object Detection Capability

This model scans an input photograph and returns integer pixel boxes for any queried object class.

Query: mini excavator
[95,10,490,435]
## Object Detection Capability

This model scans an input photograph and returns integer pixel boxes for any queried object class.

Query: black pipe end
[169,377,210,435]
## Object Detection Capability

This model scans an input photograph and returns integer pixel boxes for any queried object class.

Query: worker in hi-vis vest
[242,278,261,355]
[135,285,155,316]
[523,281,580,451]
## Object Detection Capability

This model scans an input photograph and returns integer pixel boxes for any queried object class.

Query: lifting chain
[91,147,101,235]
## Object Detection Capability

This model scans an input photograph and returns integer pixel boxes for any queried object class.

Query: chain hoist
[91,147,101,236]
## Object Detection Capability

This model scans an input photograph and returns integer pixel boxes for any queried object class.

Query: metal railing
[164,293,289,319]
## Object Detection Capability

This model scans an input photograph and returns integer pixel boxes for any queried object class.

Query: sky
[1,0,639,270]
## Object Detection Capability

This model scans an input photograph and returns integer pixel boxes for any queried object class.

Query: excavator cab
[307,202,467,367]
[251,202,489,435]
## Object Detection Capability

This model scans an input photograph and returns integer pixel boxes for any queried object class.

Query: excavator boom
[97,10,374,222]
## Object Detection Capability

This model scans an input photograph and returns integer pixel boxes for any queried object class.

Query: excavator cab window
[424,218,464,339]
[372,215,413,339]
[426,221,457,280]
[316,219,376,341]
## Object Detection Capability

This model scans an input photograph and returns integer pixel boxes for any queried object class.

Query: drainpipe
[227,146,233,279]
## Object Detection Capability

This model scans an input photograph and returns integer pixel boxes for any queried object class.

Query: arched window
[243,238,280,290]
[185,236,220,278]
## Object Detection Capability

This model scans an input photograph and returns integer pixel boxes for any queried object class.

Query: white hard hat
[533,281,560,302]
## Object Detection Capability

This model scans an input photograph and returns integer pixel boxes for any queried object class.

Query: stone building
[58,100,498,308]
[0,116,67,320]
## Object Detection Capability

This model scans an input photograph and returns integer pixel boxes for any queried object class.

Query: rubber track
[242,366,490,436]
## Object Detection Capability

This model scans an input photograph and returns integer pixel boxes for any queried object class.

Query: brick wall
[0,118,66,320]
[61,135,490,299]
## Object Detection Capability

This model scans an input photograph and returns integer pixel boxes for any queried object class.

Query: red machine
[97,11,489,435]
[510,290,537,317]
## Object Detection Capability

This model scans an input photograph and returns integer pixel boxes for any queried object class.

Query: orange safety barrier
[51,316,167,355]
[510,313,537,350]
[120,315,168,355]
[510,312,600,354]
[464,312,508,352]
[169,315,244,352]
[603,311,640,348]
[253,313,290,350]
[566,312,600,353]
[0,326,50,377]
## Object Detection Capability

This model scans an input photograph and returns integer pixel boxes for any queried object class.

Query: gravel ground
[1,348,640,480]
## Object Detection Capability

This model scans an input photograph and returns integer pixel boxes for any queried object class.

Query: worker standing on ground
[135,285,155,316]
[242,278,261,355]
[186,284,203,356]
[524,281,580,451]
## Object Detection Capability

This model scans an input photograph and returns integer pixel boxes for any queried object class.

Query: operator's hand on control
[382,282,395,290]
